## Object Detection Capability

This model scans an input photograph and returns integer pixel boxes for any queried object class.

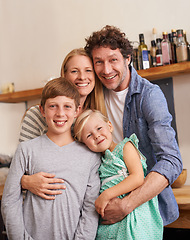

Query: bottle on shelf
[131,41,139,70]
[176,29,188,62]
[150,40,157,67]
[183,30,190,61]
[138,33,150,70]
[171,29,177,45]
[161,32,171,65]
[152,28,157,42]
[156,38,163,66]
[168,33,177,63]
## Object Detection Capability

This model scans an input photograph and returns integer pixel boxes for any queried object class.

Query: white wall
[0,0,190,183]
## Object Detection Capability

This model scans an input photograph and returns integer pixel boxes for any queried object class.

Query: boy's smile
[40,96,79,146]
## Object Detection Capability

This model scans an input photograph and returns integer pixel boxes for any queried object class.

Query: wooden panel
[137,61,190,80]
[0,88,42,103]
[166,209,190,229]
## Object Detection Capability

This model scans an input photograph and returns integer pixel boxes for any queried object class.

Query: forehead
[83,114,106,130]
[92,46,122,59]
[67,55,93,68]
[45,95,75,104]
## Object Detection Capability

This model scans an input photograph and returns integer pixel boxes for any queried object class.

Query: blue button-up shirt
[122,67,183,225]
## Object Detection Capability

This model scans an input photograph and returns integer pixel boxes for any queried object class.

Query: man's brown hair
[85,25,133,60]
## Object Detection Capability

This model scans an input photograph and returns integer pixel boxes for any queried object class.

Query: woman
[20,48,106,199]
[19,48,106,142]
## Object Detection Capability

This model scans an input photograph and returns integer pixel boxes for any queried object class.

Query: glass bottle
[161,32,171,65]
[171,29,177,45]
[131,41,139,70]
[176,29,188,62]
[138,33,150,69]
[150,40,157,67]
[168,33,177,63]
[183,30,190,61]
[156,38,163,66]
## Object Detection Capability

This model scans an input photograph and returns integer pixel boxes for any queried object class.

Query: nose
[78,71,86,80]
[93,132,100,140]
[56,107,66,117]
[103,61,112,75]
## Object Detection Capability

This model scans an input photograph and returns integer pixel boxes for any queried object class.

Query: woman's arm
[21,173,66,200]
[95,141,144,217]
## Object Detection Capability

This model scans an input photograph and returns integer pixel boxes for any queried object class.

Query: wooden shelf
[1,61,190,103]
[137,61,190,81]
[0,88,42,103]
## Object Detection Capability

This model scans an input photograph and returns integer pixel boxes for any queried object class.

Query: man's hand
[101,172,168,225]
[101,197,132,225]
[21,172,66,200]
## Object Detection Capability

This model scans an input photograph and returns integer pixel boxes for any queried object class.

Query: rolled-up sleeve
[142,85,183,184]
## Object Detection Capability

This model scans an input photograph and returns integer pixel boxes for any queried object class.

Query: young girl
[74,109,163,240]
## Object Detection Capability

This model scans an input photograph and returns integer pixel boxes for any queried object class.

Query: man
[84,25,182,226]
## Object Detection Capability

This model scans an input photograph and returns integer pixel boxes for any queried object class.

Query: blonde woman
[20,48,106,199]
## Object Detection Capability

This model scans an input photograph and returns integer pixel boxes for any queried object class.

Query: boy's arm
[74,155,101,240]
[95,141,144,217]
[1,144,33,240]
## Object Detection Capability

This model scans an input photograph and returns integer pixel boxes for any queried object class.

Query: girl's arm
[95,141,144,217]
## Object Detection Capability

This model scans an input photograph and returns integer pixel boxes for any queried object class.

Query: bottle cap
[177,29,183,36]
[156,38,162,43]
[139,33,144,42]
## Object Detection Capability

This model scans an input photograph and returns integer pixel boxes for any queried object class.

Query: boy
[1,77,100,240]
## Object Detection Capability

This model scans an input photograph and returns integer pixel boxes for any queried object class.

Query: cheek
[64,73,76,83]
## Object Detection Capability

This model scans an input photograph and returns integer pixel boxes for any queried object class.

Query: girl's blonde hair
[60,48,107,116]
[74,109,108,142]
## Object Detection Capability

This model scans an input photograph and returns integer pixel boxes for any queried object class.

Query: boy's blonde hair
[74,109,109,142]
[40,77,80,109]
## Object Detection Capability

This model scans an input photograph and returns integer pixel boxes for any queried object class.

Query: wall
[0,0,190,183]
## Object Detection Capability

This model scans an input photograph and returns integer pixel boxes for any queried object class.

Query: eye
[65,105,72,109]
[49,104,56,108]
[97,127,102,131]
[87,133,92,139]
[112,58,117,62]
[86,69,93,72]
[71,69,78,73]
[95,60,102,65]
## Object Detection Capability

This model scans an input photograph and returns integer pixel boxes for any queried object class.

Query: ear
[74,106,81,118]
[125,55,131,66]
[107,121,114,133]
[39,105,45,118]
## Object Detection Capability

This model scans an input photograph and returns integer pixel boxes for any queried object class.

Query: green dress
[96,134,163,240]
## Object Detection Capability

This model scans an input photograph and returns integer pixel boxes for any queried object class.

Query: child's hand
[95,191,110,218]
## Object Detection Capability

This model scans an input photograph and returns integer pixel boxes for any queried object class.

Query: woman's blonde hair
[74,109,108,142]
[60,48,107,116]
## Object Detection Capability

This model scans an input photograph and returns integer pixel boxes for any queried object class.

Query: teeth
[76,83,89,87]
[105,75,115,80]
[56,121,65,125]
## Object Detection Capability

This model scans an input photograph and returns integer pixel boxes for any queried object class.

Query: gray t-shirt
[1,135,101,240]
